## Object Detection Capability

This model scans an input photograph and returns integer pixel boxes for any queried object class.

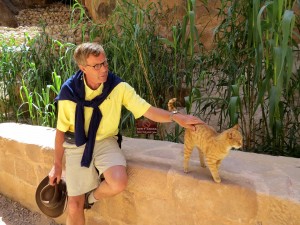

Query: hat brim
[35,176,67,218]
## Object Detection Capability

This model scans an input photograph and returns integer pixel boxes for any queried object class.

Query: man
[48,42,203,225]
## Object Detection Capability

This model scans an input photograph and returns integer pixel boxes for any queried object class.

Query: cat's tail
[167,98,177,111]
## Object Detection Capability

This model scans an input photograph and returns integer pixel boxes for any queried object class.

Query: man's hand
[48,164,62,185]
[143,106,205,131]
[173,113,205,131]
[49,129,65,185]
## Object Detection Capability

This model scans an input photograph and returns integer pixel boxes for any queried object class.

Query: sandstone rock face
[0,0,57,27]
[83,0,222,50]
[0,0,18,27]
[11,0,50,8]
[84,0,116,22]
[0,2,90,45]
[2,0,19,13]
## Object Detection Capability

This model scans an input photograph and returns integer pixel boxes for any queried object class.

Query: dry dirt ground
[0,194,60,225]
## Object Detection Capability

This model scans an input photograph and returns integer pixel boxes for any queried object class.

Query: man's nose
[100,64,108,72]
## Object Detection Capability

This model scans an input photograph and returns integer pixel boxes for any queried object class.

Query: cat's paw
[201,164,206,168]
[183,168,189,173]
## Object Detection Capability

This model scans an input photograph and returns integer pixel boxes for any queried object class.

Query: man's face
[80,53,109,88]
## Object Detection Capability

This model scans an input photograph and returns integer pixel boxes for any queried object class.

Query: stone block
[126,165,171,200]
[25,144,47,163]
[134,195,176,225]
[2,140,27,157]
[0,137,9,149]
[35,164,52,182]
[14,157,37,186]
[0,172,19,200]
[16,180,37,209]
[88,190,137,224]
[40,148,56,164]
[105,191,136,224]
[0,123,300,225]
[86,216,110,225]
[171,176,258,224]
[0,156,15,175]
[256,195,300,225]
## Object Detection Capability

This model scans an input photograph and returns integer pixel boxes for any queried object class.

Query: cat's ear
[232,124,239,130]
[227,131,235,139]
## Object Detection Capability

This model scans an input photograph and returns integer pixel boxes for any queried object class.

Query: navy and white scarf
[55,70,123,167]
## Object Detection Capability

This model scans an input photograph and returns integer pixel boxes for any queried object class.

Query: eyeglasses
[86,59,109,70]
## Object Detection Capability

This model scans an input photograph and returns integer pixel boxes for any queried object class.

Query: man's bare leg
[93,165,127,199]
[66,195,85,225]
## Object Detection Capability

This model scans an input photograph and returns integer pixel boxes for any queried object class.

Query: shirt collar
[83,76,103,100]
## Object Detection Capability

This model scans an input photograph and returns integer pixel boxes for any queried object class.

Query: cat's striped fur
[168,98,243,183]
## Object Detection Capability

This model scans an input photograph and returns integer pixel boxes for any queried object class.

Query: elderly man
[49,42,203,225]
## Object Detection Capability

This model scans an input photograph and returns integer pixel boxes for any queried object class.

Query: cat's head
[226,124,243,150]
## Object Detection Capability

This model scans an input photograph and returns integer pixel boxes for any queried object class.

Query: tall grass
[0,40,22,121]
[201,0,300,156]
[0,29,76,125]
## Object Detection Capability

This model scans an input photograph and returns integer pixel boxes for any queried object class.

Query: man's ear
[79,65,85,72]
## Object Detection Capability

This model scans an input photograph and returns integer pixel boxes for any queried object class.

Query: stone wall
[0,123,299,225]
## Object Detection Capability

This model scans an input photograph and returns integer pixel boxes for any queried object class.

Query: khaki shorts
[64,136,126,196]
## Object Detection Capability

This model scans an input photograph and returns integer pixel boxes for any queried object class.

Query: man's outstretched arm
[143,106,205,131]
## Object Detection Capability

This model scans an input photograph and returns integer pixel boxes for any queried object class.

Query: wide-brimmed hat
[35,176,67,218]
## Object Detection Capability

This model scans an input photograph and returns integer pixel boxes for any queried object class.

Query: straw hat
[35,176,67,218]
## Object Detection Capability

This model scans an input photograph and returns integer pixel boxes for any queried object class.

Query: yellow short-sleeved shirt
[57,81,151,141]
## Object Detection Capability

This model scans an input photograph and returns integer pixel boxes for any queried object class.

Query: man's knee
[105,166,128,194]
[68,196,84,214]
[112,175,127,193]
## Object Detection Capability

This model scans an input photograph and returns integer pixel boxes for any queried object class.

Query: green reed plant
[0,37,28,121]
[201,0,299,156]
[159,0,203,108]
[15,37,75,126]
[0,28,76,125]
[17,71,62,126]
[255,0,296,150]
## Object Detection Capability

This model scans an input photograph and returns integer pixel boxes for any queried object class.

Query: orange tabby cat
[168,98,243,183]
